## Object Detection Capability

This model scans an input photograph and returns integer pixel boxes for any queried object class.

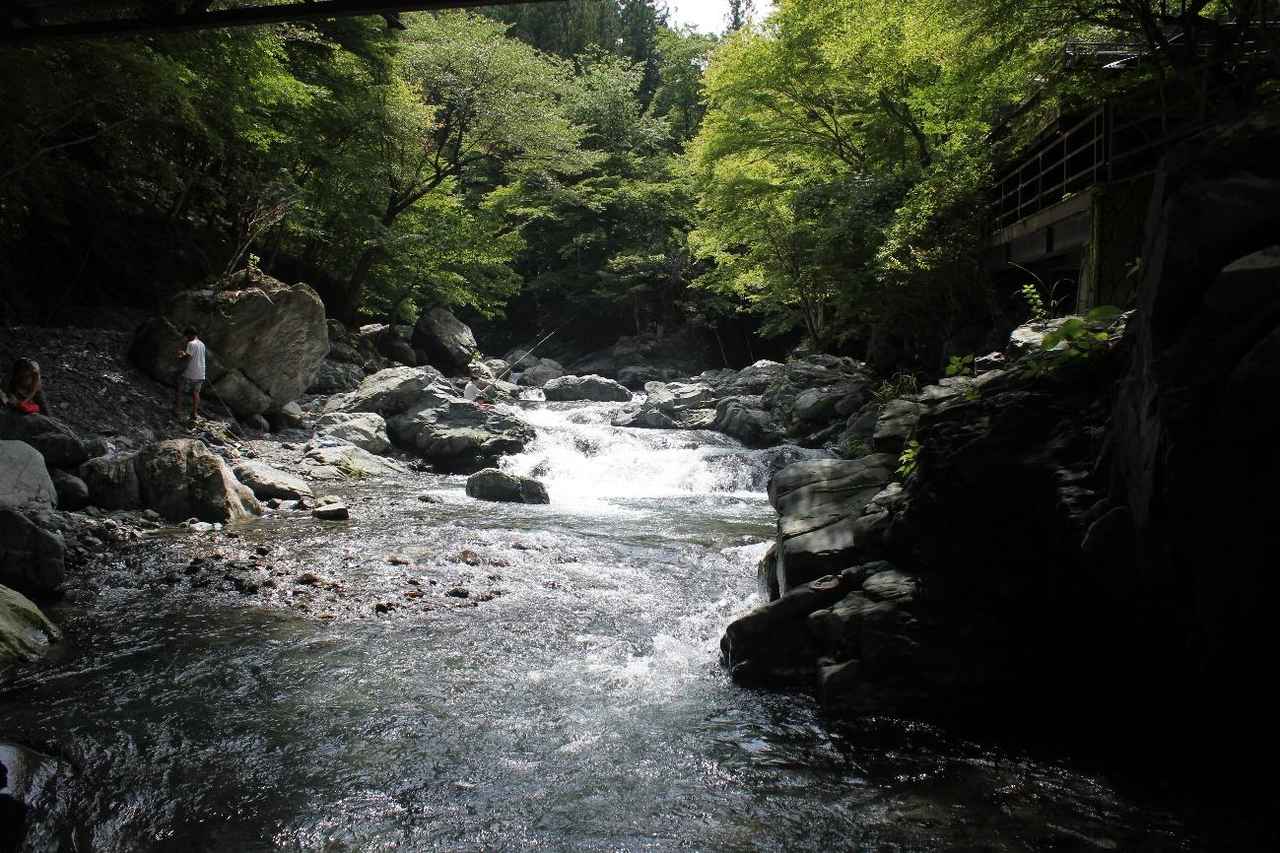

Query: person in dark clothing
[2,358,48,415]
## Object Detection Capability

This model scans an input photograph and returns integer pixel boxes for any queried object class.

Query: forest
[1,0,1273,367]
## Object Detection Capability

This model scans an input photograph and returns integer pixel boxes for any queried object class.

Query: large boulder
[315,412,391,454]
[871,399,923,456]
[307,360,365,395]
[710,397,785,448]
[613,382,718,430]
[49,470,89,511]
[131,272,328,416]
[542,374,631,402]
[231,460,314,501]
[768,455,897,594]
[0,413,87,469]
[412,307,479,374]
[78,453,142,511]
[0,442,55,509]
[516,361,564,388]
[0,584,61,666]
[465,469,550,504]
[0,509,65,594]
[322,366,456,417]
[387,402,535,473]
[135,440,261,522]
[78,440,260,522]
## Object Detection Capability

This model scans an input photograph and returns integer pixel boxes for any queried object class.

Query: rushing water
[1,400,1200,851]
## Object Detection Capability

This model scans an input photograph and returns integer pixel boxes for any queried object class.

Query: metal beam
[1,0,563,44]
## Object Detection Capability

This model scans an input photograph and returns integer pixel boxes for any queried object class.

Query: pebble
[447,587,470,598]
[417,494,443,504]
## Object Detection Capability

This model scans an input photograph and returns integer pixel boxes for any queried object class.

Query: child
[5,358,48,415]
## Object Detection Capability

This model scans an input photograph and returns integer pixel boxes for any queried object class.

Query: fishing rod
[474,327,559,399]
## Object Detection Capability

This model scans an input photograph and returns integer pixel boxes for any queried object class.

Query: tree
[726,0,757,32]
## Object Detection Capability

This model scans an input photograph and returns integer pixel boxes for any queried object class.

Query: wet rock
[0,413,88,469]
[315,411,391,455]
[231,459,315,502]
[710,397,784,448]
[387,402,534,473]
[0,588,60,674]
[446,587,470,598]
[416,494,443,504]
[0,441,56,509]
[296,572,324,586]
[312,502,349,520]
[49,470,89,511]
[412,307,479,374]
[465,469,550,504]
[0,509,65,594]
[515,361,565,388]
[767,455,897,595]
[720,569,864,686]
[613,382,718,430]
[542,374,631,402]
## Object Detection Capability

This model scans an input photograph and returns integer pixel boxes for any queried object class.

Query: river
[1,399,1197,850]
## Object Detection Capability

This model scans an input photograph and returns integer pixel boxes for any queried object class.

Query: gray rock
[135,439,261,523]
[49,469,89,510]
[0,413,88,469]
[303,442,402,478]
[613,381,718,430]
[0,441,56,509]
[78,453,142,511]
[0,583,62,665]
[322,366,456,417]
[312,502,350,521]
[210,369,274,419]
[768,455,897,594]
[412,307,479,373]
[132,272,328,416]
[710,397,784,448]
[387,402,535,473]
[307,360,365,394]
[1007,317,1071,354]
[516,363,564,388]
[542,374,632,402]
[232,460,314,501]
[872,399,923,456]
[465,468,550,504]
[315,411,391,454]
[266,401,305,432]
[244,413,272,433]
[0,509,65,594]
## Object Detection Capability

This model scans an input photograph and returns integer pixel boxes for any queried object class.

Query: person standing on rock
[175,327,206,423]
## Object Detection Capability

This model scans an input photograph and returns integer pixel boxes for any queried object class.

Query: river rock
[0,584,62,666]
[542,374,631,402]
[0,509,65,595]
[465,469,550,504]
[303,442,401,478]
[720,569,864,686]
[136,440,261,523]
[613,382,718,430]
[617,365,682,389]
[312,502,350,521]
[0,441,56,509]
[232,460,314,501]
[710,397,785,448]
[307,360,365,394]
[78,453,142,510]
[768,455,897,595]
[412,307,479,373]
[315,412,391,454]
[516,362,564,388]
[323,366,456,416]
[49,470,89,510]
[871,399,923,456]
[266,401,305,432]
[387,402,535,473]
[0,413,88,469]
[131,271,328,416]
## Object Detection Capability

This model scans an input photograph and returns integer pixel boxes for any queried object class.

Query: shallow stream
[1,400,1198,850]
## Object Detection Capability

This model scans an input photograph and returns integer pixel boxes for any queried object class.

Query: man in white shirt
[176,327,207,423]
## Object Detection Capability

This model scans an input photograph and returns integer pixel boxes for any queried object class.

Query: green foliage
[897,439,921,478]
[873,372,920,405]
[1022,283,1048,323]
[841,435,870,459]
[945,354,975,377]
[1026,306,1126,374]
